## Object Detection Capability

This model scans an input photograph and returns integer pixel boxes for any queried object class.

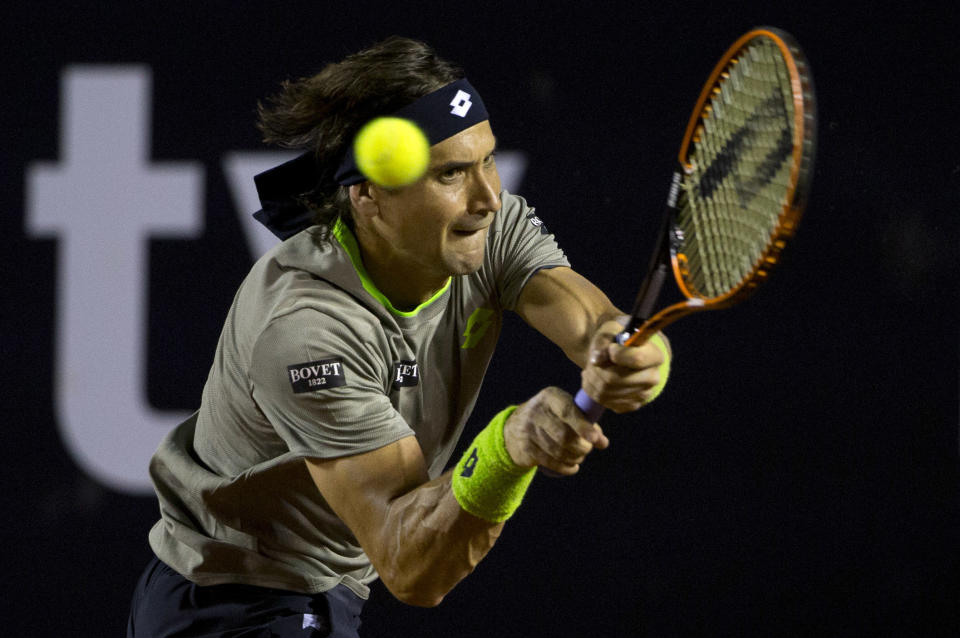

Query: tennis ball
[353,117,430,188]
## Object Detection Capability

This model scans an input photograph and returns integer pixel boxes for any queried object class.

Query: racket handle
[574,388,606,423]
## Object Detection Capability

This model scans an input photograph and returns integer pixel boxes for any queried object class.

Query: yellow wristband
[646,333,671,403]
[451,405,535,523]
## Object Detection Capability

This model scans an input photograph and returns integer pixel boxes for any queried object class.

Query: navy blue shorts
[127,555,365,637]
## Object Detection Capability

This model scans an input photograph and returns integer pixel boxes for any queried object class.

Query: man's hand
[503,387,609,476]
[580,319,669,413]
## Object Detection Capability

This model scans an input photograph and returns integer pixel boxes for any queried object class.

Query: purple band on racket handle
[574,388,606,423]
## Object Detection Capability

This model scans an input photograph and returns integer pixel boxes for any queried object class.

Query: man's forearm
[515,267,623,368]
[377,470,504,607]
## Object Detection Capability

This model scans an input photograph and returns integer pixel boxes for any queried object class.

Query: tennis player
[127,36,670,637]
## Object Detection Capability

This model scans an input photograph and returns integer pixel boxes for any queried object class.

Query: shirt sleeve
[489,191,570,311]
[248,307,414,458]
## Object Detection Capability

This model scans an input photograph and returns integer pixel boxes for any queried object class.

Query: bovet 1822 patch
[287,357,346,393]
[392,360,420,389]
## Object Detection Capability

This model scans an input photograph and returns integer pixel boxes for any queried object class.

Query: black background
[3,1,958,635]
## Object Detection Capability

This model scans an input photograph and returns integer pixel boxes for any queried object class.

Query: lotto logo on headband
[450,90,473,117]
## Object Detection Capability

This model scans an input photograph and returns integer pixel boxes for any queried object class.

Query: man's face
[368,120,501,279]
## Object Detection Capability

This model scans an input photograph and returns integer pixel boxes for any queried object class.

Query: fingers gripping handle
[541,390,603,479]
[575,329,634,423]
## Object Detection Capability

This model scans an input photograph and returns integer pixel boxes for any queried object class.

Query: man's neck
[351,225,448,313]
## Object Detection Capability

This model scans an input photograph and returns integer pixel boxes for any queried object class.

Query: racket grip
[574,388,606,423]
[540,390,605,479]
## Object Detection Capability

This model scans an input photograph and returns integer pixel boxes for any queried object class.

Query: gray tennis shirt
[147,191,569,598]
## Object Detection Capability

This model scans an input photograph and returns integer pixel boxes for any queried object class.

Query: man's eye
[440,168,462,181]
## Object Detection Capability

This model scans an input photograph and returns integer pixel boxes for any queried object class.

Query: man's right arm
[304,386,608,607]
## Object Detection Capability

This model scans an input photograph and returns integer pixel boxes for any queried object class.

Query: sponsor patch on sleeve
[287,357,346,393]
[391,360,420,389]
[525,211,550,235]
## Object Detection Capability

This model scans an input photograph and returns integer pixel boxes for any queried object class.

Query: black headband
[253,78,490,239]
[334,78,489,185]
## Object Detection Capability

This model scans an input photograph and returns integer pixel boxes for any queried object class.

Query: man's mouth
[452,225,487,236]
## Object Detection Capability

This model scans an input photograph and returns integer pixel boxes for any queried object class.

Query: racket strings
[678,37,796,299]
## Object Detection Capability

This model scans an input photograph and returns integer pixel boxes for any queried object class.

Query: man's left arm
[514,266,671,414]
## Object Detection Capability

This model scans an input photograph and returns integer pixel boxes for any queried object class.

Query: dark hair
[257,36,463,228]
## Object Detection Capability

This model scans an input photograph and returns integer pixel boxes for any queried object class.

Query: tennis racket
[575,26,817,422]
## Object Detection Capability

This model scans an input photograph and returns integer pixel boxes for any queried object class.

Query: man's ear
[348,182,380,223]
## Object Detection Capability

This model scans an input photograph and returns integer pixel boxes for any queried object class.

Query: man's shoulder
[241,229,383,337]
[254,226,341,276]
[497,190,531,223]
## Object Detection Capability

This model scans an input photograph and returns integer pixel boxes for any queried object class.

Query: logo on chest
[287,357,346,393]
[392,360,420,389]
[462,307,494,349]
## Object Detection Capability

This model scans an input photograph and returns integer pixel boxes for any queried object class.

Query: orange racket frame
[621,27,816,348]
